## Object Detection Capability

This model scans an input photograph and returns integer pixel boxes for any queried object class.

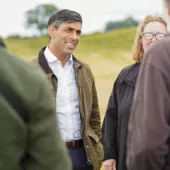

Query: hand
[102,159,116,170]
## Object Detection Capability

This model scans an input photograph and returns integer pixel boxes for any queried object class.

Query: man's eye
[76,31,81,36]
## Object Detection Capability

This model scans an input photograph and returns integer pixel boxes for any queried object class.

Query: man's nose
[70,31,78,39]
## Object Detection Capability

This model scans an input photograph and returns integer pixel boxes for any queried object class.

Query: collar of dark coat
[38,46,84,73]
[123,63,140,87]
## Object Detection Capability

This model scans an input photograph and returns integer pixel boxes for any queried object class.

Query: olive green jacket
[0,47,71,170]
[32,47,104,170]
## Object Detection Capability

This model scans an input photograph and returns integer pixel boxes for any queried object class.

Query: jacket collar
[123,63,140,87]
[38,46,84,73]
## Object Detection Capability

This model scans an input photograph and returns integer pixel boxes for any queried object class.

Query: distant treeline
[104,16,139,32]
[5,3,140,39]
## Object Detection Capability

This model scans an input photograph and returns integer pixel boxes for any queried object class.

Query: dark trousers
[68,141,93,170]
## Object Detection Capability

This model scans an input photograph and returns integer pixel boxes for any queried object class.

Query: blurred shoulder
[143,35,170,72]
[0,48,47,86]
[146,35,170,60]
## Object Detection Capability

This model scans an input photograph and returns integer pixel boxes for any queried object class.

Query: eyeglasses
[142,32,167,40]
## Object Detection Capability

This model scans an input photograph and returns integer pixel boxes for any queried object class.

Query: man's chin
[65,49,75,55]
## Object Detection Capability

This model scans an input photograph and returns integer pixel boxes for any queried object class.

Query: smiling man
[32,9,103,170]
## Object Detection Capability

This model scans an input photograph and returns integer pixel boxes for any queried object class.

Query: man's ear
[48,25,56,38]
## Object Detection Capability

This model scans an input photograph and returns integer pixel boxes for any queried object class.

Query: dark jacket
[32,47,104,170]
[127,34,170,170]
[102,63,140,170]
[0,47,71,170]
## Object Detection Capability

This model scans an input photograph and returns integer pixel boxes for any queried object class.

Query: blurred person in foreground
[102,15,167,170]
[32,9,103,170]
[127,1,170,170]
[0,38,71,170]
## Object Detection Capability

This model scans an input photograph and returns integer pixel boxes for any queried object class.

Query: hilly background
[5,27,135,120]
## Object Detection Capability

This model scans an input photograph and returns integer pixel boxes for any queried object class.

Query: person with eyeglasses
[102,15,167,170]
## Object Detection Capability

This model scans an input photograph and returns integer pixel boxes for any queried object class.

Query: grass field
[5,27,135,170]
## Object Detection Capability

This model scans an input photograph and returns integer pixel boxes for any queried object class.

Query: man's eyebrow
[65,27,82,34]
[65,27,80,30]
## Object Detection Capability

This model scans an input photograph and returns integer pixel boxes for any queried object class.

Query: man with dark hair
[0,38,71,170]
[32,9,103,170]
[127,1,170,170]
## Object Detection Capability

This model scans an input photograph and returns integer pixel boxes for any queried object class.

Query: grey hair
[48,9,82,29]
[50,20,64,29]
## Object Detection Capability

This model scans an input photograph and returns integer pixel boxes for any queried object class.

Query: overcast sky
[0,0,164,37]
